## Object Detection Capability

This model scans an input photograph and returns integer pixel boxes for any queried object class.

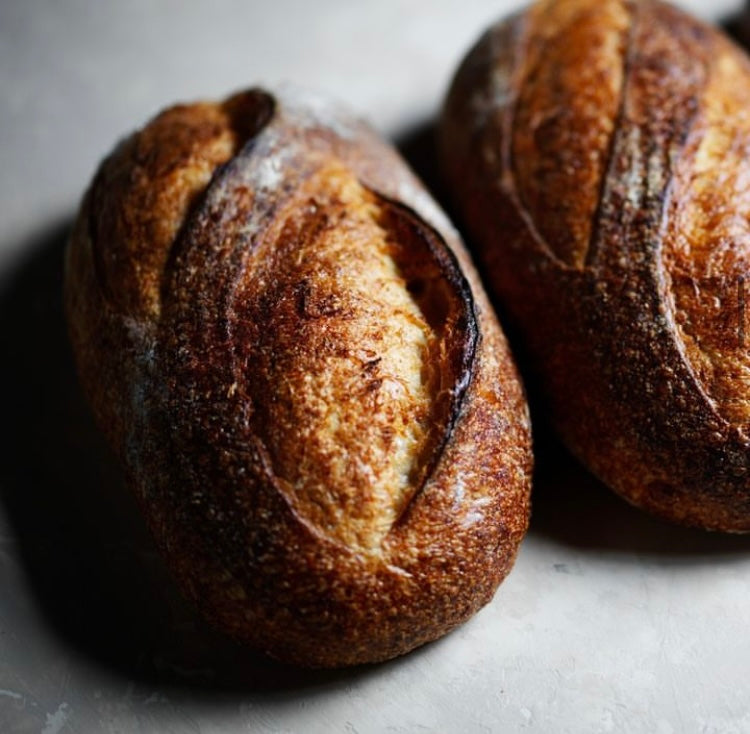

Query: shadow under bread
[0,220,384,693]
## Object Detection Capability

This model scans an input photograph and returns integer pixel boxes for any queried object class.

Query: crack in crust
[511,0,630,269]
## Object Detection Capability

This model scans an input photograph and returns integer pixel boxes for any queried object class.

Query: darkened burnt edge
[223,88,278,145]
[369,191,480,529]
[584,0,636,269]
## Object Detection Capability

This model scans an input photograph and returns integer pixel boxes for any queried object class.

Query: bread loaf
[440,0,750,531]
[65,86,532,666]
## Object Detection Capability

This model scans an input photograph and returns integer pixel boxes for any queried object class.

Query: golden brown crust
[66,86,532,666]
[440,0,750,531]
[513,0,629,267]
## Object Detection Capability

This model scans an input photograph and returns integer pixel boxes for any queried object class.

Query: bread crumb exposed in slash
[240,163,439,552]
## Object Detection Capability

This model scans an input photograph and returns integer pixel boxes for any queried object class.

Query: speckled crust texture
[65,86,532,667]
[440,0,750,531]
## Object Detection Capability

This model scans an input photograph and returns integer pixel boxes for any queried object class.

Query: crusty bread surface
[66,86,533,666]
[440,0,750,531]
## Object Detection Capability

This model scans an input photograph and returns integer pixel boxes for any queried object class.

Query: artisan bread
[440,0,750,531]
[65,86,532,666]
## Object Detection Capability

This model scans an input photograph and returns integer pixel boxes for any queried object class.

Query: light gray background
[1,1,749,732]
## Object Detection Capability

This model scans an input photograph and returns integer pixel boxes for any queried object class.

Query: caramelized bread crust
[440,0,750,531]
[66,87,532,666]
